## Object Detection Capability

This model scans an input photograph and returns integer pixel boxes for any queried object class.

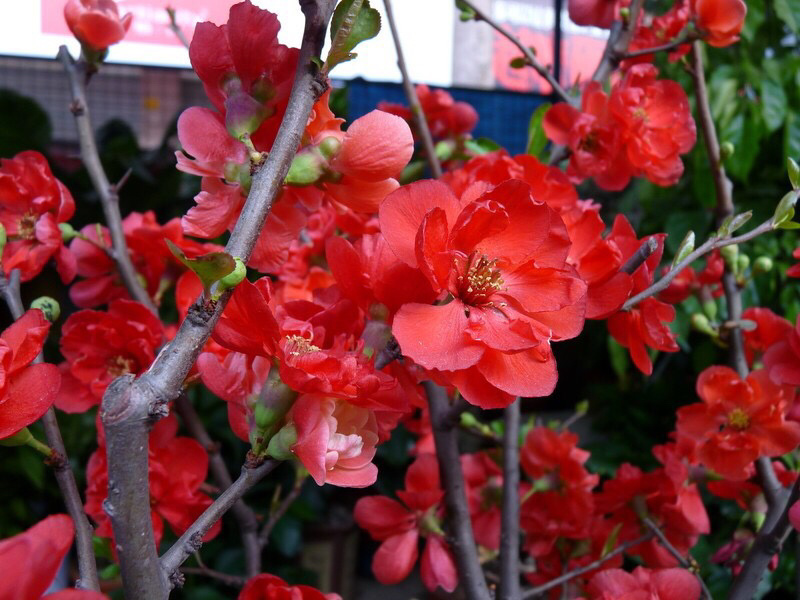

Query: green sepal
[166,239,236,298]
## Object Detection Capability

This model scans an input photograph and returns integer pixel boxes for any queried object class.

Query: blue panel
[342,78,550,156]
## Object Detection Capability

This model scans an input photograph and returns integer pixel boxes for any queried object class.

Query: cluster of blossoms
[6,0,800,598]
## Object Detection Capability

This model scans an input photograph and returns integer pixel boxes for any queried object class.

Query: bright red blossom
[239,574,340,600]
[691,0,746,47]
[64,0,132,52]
[0,309,60,439]
[586,566,701,600]
[0,151,76,283]
[380,179,587,408]
[676,366,800,480]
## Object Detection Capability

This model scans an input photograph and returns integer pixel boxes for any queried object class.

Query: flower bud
[703,299,718,321]
[753,256,773,274]
[285,151,324,186]
[59,222,77,242]
[736,254,750,274]
[720,244,738,270]
[212,257,246,301]
[720,141,735,160]
[317,136,342,160]
[31,297,61,322]
[64,0,133,53]
[224,91,268,140]
[691,313,715,335]
[266,424,297,460]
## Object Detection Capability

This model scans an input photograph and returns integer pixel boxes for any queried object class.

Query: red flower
[57,299,164,412]
[764,316,800,386]
[354,454,457,592]
[587,567,701,600]
[742,307,792,366]
[64,0,132,51]
[788,247,800,277]
[676,366,800,480]
[626,1,691,64]
[0,309,60,439]
[288,394,379,487]
[691,0,746,47]
[0,514,109,599]
[86,415,220,548]
[0,151,76,283]
[568,0,619,28]
[239,574,340,600]
[379,84,478,140]
[610,64,696,187]
[462,451,503,550]
[380,179,586,408]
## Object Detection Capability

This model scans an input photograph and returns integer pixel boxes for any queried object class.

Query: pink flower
[289,394,379,487]
[64,0,132,51]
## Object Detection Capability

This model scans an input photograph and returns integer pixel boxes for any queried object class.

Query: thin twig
[98,2,336,597]
[180,566,247,588]
[258,472,305,548]
[458,0,574,106]
[161,460,280,578]
[620,31,699,60]
[642,518,712,599]
[382,0,442,178]
[425,381,491,600]
[0,270,100,591]
[175,394,262,577]
[621,218,776,310]
[620,238,658,275]
[498,399,521,599]
[591,0,645,83]
[57,46,157,314]
[520,533,655,598]
[166,7,191,49]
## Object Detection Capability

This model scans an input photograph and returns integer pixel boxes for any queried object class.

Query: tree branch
[258,470,305,548]
[175,394,262,577]
[180,566,247,588]
[591,0,645,83]
[620,238,658,275]
[642,518,712,599]
[0,270,100,591]
[498,398,521,599]
[382,0,442,178]
[98,2,336,597]
[521,533,655,598]
[57,46,157,314]
[424,381,491,600]
[458,0,575,106]
[161,460,279,580]
[620,31,699,60]
[620,218,776,310]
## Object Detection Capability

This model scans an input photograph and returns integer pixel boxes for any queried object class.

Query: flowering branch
[0,269,100,591]
[161,459,279,581]
[425,381,492,600]
[498,398,521,599]
[457,0,575,106]
[56,46,158,315]
[174,394,262,577]
[642,517,712,599]
[520,533,655,598]
[99,2,336,597]
[688,40,792,600]
[382,0,442,178]
[166,7,191,49]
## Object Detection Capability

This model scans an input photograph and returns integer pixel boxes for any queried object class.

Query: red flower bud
[64,0,132,52]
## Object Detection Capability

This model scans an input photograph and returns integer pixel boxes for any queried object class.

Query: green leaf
[166,240,236,297]
[464,137,502,155]
[775,0,800,33]
[785,114,800,178]
[723,111,761,181]
[672,230,695,266]
[509,57,527,69]
[325,0,380,73]
[774,191,800,227]
[761,77,788,132]
[526,102,551,158]
[600,523,623,558]
[456,0,477,20]
[789,157,800,190]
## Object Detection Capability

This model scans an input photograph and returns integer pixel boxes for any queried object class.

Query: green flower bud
[266,424,297,460]
[703,299,718,321]
[691,313,715,335]
[59,222,77,242]
[225,91,268,139]
[720,244,738,269]
[317,136,342,160]
[736,254,750,274]
[753,256,774,274]
[285,151,324,186]
[212,257,246,301]
[31,297,61,322]
[720,141,735,160]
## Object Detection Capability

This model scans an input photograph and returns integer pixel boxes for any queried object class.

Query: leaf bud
[736,253,750,274]
[59,222,77,242]
[719,244,738,270]
[789,157,800,190]
[720,141,735,160]
[691,313,715,335]
[31,297,61,322]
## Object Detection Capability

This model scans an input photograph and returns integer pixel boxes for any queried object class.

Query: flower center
[107,355,136,377]
[457,252,504,307]
[17,213,36,240]
[727,408,750,430]
[285,335,320,356]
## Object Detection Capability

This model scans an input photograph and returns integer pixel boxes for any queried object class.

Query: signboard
[2,0,455,86]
